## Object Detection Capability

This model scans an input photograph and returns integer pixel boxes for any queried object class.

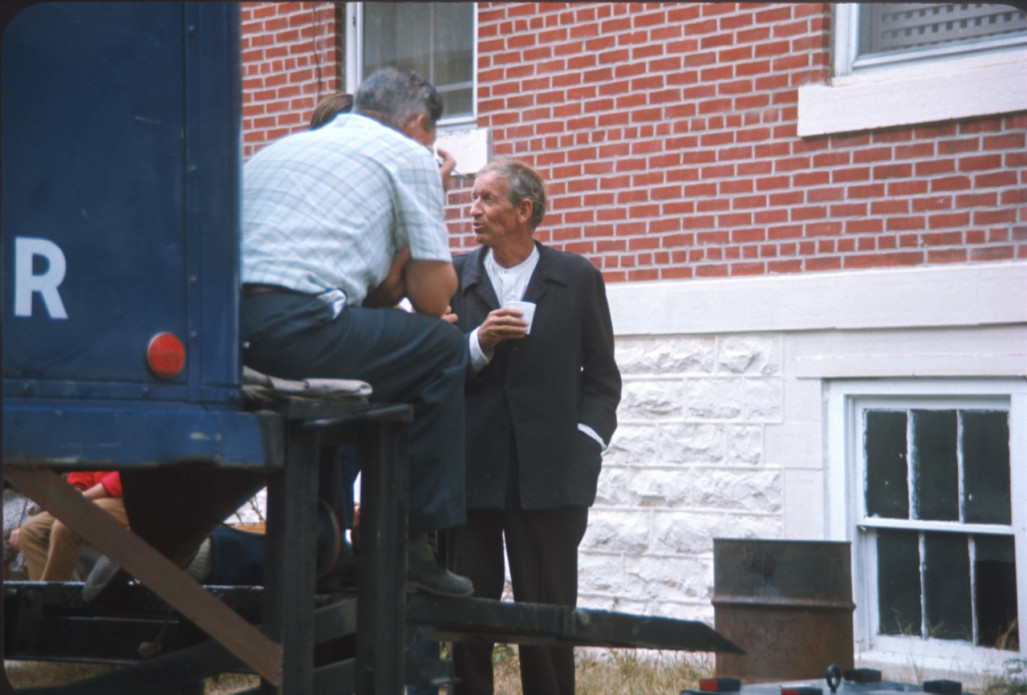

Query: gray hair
[354,66,443,132]
[478,159,547,231]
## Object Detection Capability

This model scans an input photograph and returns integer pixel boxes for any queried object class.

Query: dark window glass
[877,529,922,636]
[912,410,959,521]
[963,410,1011,525]
[862,401,1016,648]
[974,535,1019,650]
[866,411,909,519]
[923,532,972,640]
[362,3,474,120]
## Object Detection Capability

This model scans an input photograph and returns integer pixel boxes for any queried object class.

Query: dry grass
[6,648,711,694]
[3,660,259,694]
[576,648,712,695]
[487,646,712,695]
[5,661,116,687]
[204,672,260,693]
[205,646,713,694]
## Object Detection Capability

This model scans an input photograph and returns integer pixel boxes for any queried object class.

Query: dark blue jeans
[241,291,468,533]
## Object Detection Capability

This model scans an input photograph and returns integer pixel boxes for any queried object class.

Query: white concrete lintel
[607,262,1027,337]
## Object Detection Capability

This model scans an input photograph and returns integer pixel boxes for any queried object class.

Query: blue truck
[2,3,740,693]
[3,1,262,468]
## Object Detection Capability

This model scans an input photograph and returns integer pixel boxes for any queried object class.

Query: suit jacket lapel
[459,247,500,310]
[522,242,564,305]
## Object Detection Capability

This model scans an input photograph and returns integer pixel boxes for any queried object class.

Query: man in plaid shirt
[241,66,471,597]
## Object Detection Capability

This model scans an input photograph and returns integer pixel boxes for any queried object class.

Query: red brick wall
[242,2,1027,283]
[240,2,342,159]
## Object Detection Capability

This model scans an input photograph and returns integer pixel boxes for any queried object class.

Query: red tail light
[146,332,186,379]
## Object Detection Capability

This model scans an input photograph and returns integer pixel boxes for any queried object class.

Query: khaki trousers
[18,497,129,581]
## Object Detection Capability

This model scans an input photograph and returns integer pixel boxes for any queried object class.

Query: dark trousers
[444,455,588,695]
[241,291,467,533]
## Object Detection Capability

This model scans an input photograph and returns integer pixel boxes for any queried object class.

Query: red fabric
[67,471,122,498]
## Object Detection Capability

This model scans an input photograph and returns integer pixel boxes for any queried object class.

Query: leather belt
[242,283,287,298]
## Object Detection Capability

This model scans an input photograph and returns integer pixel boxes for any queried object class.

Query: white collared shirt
[484,245,539,306]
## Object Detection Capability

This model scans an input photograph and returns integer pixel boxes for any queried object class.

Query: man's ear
[516,199,534,225]
[402,113,434,148]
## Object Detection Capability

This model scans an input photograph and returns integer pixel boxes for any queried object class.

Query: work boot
[406,533,473,597]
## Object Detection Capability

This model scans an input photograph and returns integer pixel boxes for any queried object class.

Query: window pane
[364,4,433,76]
[857,394,1019,651]
[434,3,473,85]
[439,89,472,122]
[963,410,1011,525]
[432,3,473,118]
[361,3,473,120]
[974,535,1019,650]
[923,532,972,641]
[912,410,958,522]
[877,529,922,636]
[865,411,910,519]
[859,3,1027,56]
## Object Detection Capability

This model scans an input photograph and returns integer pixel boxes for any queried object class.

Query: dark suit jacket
[451,242,622,511]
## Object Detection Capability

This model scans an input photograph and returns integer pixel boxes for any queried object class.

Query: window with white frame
[846,3,1027,74]
[828,380,1026,665]
[863,405,1016,647]
[797,3,1027,137]
[346,2,475,125]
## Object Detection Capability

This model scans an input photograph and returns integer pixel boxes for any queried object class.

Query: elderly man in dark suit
[443,159,622,695]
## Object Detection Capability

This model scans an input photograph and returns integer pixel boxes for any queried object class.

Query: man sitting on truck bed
[240,66,472,597]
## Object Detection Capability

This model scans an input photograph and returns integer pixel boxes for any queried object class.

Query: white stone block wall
[579,335,786,620]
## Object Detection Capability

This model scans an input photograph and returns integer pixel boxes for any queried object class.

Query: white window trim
[343,3,362,97]
[798,4,1027,137]
[343,3,490,173]
[826,378,1027,673]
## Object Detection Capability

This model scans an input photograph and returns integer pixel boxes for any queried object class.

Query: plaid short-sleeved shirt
[242,114,450,309]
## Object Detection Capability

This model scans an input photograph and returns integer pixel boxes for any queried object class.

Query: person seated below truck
[9,471,128,581]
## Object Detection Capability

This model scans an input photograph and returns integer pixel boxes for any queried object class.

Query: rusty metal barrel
[712,539,855,682]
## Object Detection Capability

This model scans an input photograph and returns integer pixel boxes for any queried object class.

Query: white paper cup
[504,300,536,334]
